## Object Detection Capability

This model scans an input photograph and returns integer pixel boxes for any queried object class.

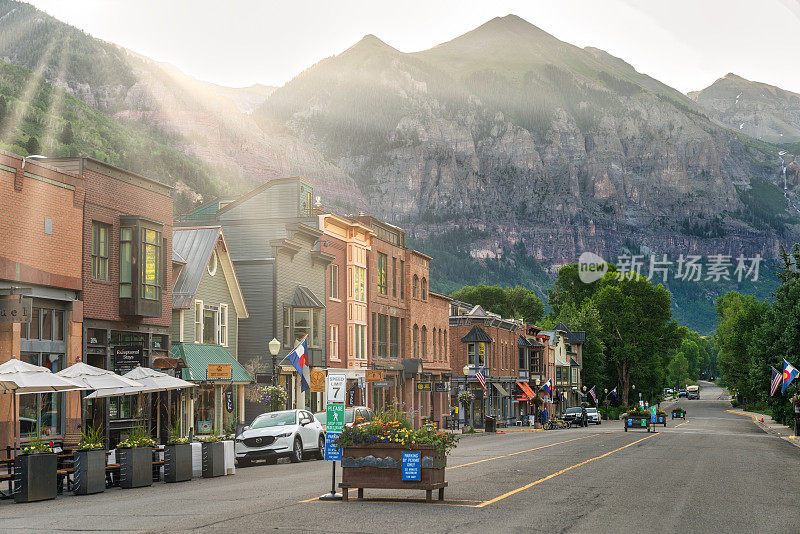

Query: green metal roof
[171,343,253,383]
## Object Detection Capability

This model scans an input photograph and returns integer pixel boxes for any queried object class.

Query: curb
[726,409,800,449]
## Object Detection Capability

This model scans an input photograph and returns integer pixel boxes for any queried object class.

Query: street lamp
[604,388,608,420]
[462,365,471,429]
[268,338,281,386]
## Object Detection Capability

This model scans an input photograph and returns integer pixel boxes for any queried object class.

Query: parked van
[686,385,700,399]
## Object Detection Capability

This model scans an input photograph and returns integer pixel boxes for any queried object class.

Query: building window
[371,312,377,357]
[444,330,447,361]
[329,264,339,299]
[377,253,388,295]
[119,227,133,297]
[219,303,229,346]
[478,342,486,367]
[421,277,427,300]
[292,308,321,348]
[392,257,397,297]
[389,316,399,359]
[399,260,405,299]
[421,326,427,359]
[413,325,419,358]
[432,328,437,360]
[179,310,185,342]
[207,250,218,276]
[571,367,579,385]
[91,222,109,280]
[283,307,291,346]
[412,275,419,298]
[377,314,388,358]
[194,300,203,343]
[468,343,476,367]
[353,324,366,360]
[531,352,541,374]
[329,324,339,360]
[203,306,218,344]
[21,307,65,341]
[519,348,527,370]
[20,353,63,437]
[352,266,366,302]
[141,228,162,300]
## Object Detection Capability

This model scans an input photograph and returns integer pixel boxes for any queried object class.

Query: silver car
[234,409,325,466]
[586,407,601,425]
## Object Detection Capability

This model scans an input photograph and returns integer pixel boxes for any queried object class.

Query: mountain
[689,73,800,143]
[0,0,365,210]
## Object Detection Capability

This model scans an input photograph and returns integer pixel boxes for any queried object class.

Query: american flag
[588,385,597,403]
[770,366,782,397]
[475,369,487,392]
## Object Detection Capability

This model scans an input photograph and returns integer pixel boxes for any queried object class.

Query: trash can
[484,416,496,433]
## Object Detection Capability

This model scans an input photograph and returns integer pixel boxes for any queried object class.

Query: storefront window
[19,353,63,437]
[195,385,216,434]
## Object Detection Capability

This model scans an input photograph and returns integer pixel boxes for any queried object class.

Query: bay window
[118,217,165,317]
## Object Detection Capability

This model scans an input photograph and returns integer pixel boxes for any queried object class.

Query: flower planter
[201,442,225,478]
[73,449,106,495]
[672,408,686,419]
[339,443,447,502]
[623,415,651,432]
[14,452,57,503]
[118,447,153,489]
[164,443,193,483]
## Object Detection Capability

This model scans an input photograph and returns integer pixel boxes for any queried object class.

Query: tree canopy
[450,284,544,324]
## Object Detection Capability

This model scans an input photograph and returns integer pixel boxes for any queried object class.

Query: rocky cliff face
[689,73,800,144]
[258,16,793,267]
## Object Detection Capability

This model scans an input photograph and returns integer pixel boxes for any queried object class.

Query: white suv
[586,407,601,425]
[235,409,325,466]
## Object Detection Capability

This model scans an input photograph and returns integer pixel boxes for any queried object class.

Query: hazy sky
[27,0,800,94]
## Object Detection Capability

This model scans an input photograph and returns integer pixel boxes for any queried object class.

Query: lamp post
[603,388,608,420]
[268,338,281,386]
[462,365,470,428]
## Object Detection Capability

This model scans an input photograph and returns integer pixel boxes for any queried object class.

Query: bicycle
[543,419,571,430]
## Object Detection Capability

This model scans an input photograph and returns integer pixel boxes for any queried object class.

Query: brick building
[0,150,85,449]
[535,323,585,416]
[45,157,174,445]
[449,300,522,427]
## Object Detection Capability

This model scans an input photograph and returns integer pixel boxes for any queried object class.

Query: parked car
[563,407,588,427]
[313,406,375,431]
[678,388,687,398]
[235,409,325,467]
[663,388,674,395]
[585,407,601,425]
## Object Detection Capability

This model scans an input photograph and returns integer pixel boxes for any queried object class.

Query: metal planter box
[164,443,193,483]
[672,408,686,419]
[14,452,57,503]
[340,443,447,502]
[201,442,225,478]
[73,449,106,495]
[623,415,650,432]
[118,447,153,489]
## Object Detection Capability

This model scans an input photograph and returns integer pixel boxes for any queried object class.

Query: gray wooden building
[176,178,333,421]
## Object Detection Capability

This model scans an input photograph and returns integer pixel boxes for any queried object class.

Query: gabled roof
[551,323,586,344]
[570,358,580,366]
[172,227,248,317]
[461,326,493,343]
[518,335,534,347]
[172,343,253,383]
[291,285,324,308]
[216,176,311,216]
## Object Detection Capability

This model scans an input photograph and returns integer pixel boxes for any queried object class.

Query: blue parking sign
[402,451,421,481]
[325,432,342,461]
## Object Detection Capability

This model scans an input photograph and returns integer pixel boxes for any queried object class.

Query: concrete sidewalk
[727,409,800,448]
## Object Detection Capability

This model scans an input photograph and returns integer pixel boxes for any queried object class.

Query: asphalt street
[2,381,799,533]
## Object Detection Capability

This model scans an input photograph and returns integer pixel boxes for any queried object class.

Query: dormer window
[119,216,164,317]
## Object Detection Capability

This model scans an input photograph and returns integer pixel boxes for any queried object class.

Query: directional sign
[326,372,346,404]
[325,431,342,461]
[326,403,345,433]
[401,451,421,481]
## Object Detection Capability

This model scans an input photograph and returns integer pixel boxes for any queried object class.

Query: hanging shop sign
[365,370,384,382]
[207,363,232,380]
[416,382,432,391]
[225,390,234,413]
[434,382,448,393]
[0,297,32,324]
[309,370,326,392]
[113,346,143,375]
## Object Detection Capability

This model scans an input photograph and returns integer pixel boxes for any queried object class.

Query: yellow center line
[726,409,758,419]
[674,419,690,428]
[475,433,659,508]
[447,433,604,470]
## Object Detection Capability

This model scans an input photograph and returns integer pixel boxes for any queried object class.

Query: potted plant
[164,422,192,483]
[74,426,106,495]
[622,407,668,431]
[333,404,458,502]
[196,434,225,478]
[117,427,156,489]
[457,390,474,428]
[15,434,56,503]
[260,384,288,413]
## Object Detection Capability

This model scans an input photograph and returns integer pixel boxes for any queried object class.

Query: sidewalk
[727,409,800,448]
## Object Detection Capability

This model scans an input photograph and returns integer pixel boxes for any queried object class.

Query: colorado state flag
[540,378,552,397]
[781,359,799,394]
[287,336,311,392]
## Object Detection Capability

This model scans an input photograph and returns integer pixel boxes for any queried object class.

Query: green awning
[171,343,254,383]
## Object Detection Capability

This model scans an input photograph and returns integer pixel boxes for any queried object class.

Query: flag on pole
[588,385,597,403]
[609,387,618,398]
[770,366,782,397]
[286,335,310,392]
[781,359,799,394]
[540,378,552,397]
[475,369,487,392]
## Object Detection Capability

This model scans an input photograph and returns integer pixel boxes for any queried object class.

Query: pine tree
[25,136,41,155]
[58,122,74,144]
[0,95,6,126]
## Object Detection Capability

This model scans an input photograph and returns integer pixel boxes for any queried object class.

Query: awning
[172,343,254,383]
[516,381,536,399]
[492,382,509,397]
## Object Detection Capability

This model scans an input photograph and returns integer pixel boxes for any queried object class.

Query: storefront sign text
[113,346,143,375]
[0,297,32,324]
[207,363,232,380]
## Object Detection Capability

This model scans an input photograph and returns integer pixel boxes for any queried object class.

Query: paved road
[2,381,799,533]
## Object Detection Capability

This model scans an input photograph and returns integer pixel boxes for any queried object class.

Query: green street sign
[326,404,345,433]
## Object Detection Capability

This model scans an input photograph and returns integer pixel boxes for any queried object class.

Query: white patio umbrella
[84,366,195,399]
[0,357,87,459]
[56,362,144,391]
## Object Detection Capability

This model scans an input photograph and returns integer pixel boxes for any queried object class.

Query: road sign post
[650,405,658,433]
[320,373,346,501]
